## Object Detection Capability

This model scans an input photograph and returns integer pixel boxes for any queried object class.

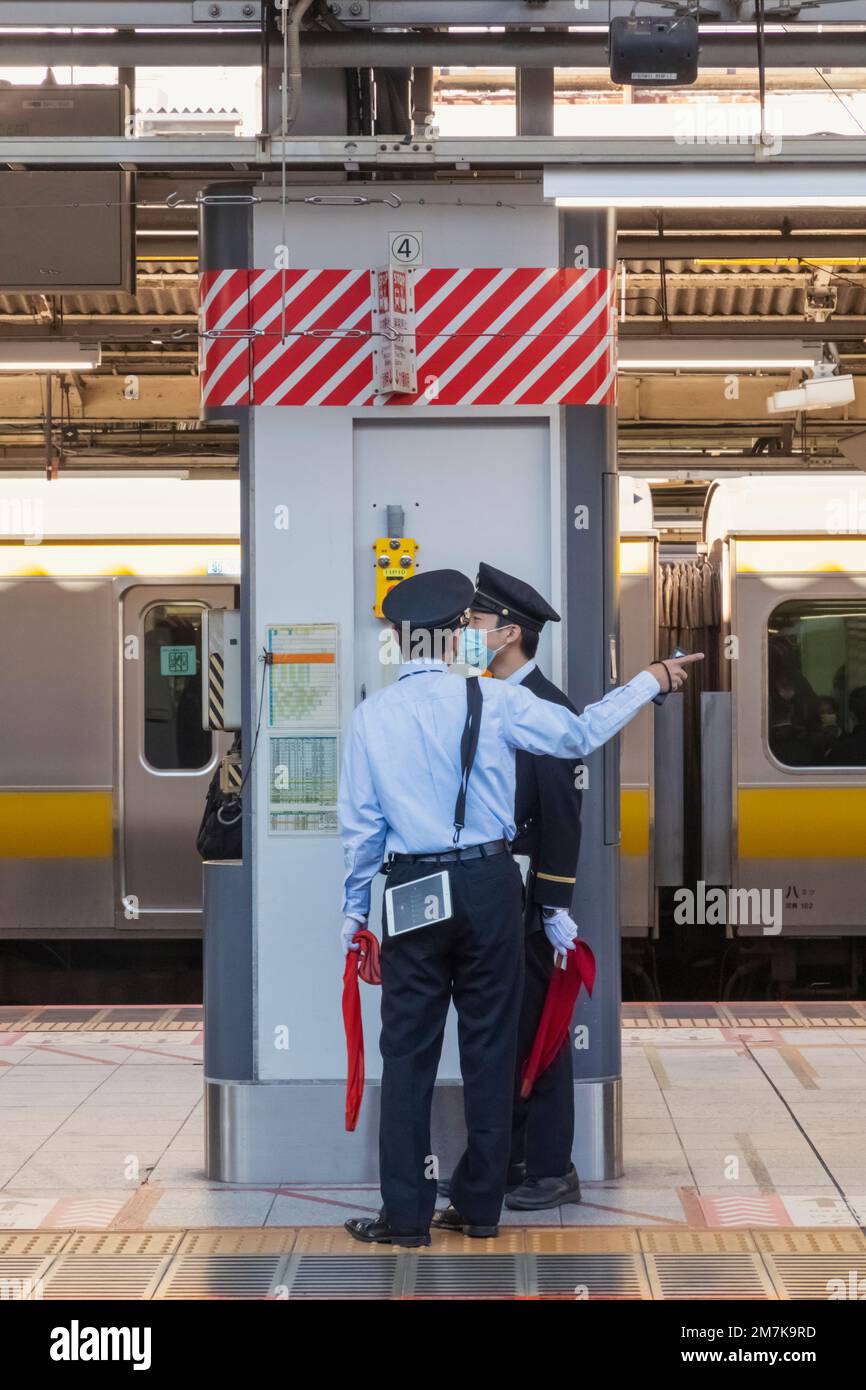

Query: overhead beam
[5,133,866,168]
[2,1,864,26]
[3,29,866,68]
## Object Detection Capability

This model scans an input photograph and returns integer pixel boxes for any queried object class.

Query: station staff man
[466,562,586,1210]
[338,569,699,1248]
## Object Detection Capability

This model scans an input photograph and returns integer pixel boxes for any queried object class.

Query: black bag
[196,738,243,860]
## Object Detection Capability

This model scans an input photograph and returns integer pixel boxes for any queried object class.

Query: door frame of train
[116,577,234,934]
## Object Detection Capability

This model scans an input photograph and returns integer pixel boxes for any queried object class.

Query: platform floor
[1,1005,865,1298]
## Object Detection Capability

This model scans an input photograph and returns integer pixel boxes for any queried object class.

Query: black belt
[390,838,508,866]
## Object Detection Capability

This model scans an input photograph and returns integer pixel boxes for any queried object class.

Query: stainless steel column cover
[560,208,623,1181]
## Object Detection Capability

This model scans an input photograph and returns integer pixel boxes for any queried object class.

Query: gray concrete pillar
[559,207,623,1180]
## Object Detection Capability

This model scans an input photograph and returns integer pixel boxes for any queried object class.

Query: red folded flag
[342,928,382,1132]
[519,940,596,1100]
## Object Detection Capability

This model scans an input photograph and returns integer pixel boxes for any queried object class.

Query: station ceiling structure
[0,0,864,490]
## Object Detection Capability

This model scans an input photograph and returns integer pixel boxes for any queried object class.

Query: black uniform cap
[382,568,474,629]
[471,561,560,633]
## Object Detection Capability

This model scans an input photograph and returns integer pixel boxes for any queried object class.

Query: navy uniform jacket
[510,663,583,936]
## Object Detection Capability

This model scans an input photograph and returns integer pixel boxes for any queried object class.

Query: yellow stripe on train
[0,792,113,858]
[620,788,650,856]
[738,787,866,858]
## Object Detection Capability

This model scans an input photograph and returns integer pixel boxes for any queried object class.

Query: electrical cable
[237,645,268,798]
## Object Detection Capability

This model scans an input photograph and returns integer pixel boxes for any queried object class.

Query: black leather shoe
[504,1165,582,1211]
[431,1205,498,1239]
[344,1216,430,1248]
[437,1163,526,1202]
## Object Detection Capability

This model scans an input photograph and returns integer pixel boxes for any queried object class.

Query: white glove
[542,908,578,954]
[342,916,365,956]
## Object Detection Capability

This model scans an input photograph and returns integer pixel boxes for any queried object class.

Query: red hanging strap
[342,928,381,1132]
[519,940,596,1101]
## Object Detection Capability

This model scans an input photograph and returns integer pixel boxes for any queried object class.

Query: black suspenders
[453,675,483,845]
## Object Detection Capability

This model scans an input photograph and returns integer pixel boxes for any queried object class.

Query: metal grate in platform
[283,1254,401,1299]
[407,1255,523,1298]
[0,1256,58,1298]
[532,1254,651,1299]
[765,1254,866,1300]
[40,1255,170,1300]
[154,1254,291,1300]
[646,1253,777,1300]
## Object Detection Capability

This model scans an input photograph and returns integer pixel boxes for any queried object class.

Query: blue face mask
[457,627,504,672]
[456,627,488,671]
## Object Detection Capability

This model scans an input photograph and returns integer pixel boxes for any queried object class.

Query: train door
[120,583,234,931]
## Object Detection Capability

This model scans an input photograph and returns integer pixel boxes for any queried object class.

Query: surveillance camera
[767,371,855,415]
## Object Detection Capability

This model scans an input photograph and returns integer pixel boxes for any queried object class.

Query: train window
[143,604,212,771]
[768,600,866,768]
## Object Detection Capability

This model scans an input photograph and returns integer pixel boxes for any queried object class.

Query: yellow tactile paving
[525,1228,642,1254]
[640,1229,758,1254]
[64,1231,183,1257]
[177,1229,298,1256]
[291,1228,413,1256]
[418,1228,526,1255]
[0,1232,71,1257]
[3,1004,866,1032]
[753,1229,866,1255]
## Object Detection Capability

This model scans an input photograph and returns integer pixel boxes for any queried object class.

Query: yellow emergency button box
[373,536,418,617]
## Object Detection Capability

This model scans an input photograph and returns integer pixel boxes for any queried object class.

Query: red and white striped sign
[199,266,616,409]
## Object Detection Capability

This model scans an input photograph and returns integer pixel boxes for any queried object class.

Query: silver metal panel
[654,692,684,887]
[701,691,733,886]
[0,87,132,293]
[205,1079,468,1184]
[573,1078,622,1182]
[5,135,866,172]
[203,861,253,1081]
[0,579,114,786]
[0,859,113,936]
[120,583,233,929]
[205,1074,623,1186]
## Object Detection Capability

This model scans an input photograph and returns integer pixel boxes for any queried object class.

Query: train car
[702,473,866,975]
[0,478,240,939]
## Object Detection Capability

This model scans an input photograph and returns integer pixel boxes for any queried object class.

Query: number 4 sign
[389,231,423,267]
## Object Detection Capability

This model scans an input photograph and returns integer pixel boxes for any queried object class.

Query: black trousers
[509,927,575,1180]
[378,852,525,1235]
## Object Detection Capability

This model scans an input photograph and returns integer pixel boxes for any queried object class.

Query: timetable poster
[267,623,339,730]
[268,734,339,836]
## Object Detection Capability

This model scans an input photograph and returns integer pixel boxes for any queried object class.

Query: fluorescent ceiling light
[619,339,821,370]
[0,342,101,371]
[545,167,866,210]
